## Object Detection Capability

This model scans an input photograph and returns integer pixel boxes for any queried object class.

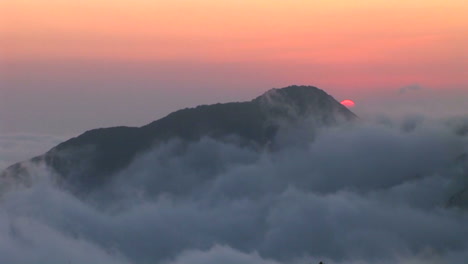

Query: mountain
[1,85,357,192]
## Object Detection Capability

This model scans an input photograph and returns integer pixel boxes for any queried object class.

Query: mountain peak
[255,85,357,123]
[2,85,357,192]
[257,85,327,102]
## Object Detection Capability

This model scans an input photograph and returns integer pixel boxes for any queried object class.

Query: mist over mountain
[0,85,467,264]
[1,85,356,192]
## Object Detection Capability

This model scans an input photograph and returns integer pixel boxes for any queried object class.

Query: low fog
[0,115,467,264]
[0,134,66,171]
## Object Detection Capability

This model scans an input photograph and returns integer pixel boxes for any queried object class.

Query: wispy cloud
[0,116,467,263]
[0,134,66,170]
[399,84,422,95]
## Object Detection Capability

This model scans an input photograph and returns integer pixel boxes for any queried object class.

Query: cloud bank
[0,116,467,264]
[0,134,66,171]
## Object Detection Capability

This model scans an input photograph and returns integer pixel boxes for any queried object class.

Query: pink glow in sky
[2,0,468,88]
[1,0,467,134]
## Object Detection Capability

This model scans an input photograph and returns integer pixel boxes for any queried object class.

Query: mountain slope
[1,85,357,192]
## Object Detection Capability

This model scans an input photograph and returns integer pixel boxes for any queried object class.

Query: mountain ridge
[1,85,357,192]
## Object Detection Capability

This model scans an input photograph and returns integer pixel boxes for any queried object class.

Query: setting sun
[341,99,356,108]
[1,1,467,263]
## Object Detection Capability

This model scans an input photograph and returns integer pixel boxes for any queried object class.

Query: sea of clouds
[0,116,467,264]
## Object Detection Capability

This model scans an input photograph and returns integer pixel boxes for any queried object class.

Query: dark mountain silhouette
[1,85,357,192]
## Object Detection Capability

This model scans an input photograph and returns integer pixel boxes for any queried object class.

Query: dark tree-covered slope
[1,85,357,191]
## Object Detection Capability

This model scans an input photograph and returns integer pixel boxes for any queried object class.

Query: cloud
[355,87,468,120]
[399,84,423,95]
[0,116,467,264]
[0,134,66,170]
[165,246,281,264]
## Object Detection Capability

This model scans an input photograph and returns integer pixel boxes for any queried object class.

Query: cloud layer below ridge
[0,116,467,264]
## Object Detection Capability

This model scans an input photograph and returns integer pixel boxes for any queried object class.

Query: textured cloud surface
[0,117,467,264]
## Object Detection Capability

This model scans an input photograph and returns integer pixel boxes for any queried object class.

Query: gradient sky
[1,0,467,135]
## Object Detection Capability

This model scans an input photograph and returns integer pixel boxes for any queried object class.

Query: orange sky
[1,0,467,90]
[0,0,467,134]
[2,0,467,62]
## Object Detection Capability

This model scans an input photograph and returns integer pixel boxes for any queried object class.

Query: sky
[0,2,468,262]
[1,0,467,163]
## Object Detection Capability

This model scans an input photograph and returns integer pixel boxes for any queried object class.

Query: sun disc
[341,99,356,108]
